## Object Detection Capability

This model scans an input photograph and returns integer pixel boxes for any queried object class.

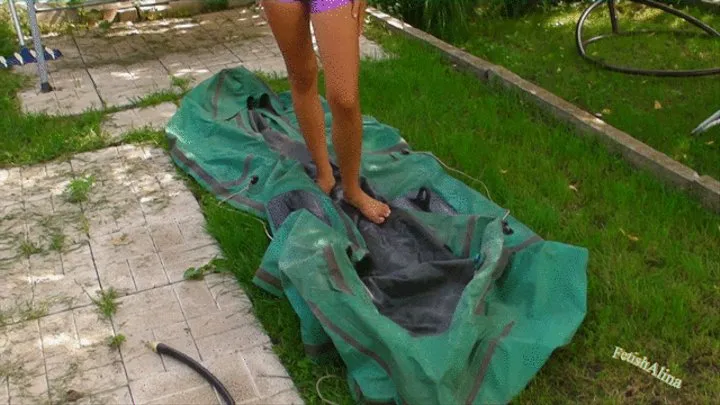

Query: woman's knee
[288,58,318,94]
[326,88,359,114]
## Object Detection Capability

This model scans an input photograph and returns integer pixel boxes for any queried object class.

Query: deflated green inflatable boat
[165,67,589,405]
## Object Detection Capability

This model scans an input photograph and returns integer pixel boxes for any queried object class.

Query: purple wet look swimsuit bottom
[274,0,353,14]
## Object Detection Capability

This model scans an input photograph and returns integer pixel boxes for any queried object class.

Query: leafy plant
[183,257,225,280]
[49,232,66,252]
[92,287,119,319]
[368,0,480,41]
[64,175,95,203]
[19,239,43,257]
[108,334,126,349]
[203,0,229,13]
[0,12,17,56]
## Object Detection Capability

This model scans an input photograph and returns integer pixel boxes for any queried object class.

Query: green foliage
[202,0,229,13]
[108,334,126,349]
[92,287,119,319]
[183,257,226,280]
[64,175,96,203]
[0,10,18,56]
[368,0,480,42]
[367,0,570,39]
[479,0,562,18]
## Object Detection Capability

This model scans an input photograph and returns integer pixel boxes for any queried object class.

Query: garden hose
[576,0,720,77]
[149,342,236,405]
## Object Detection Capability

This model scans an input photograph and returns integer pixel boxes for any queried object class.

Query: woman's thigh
[260,0,317,84]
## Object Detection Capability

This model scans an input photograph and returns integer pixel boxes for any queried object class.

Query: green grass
[180,23,720,404]
[108,334,126,349]
[92,287,119,320]
[0,69,105,168]
[456,1,720,179]
[64,175,96,203]
[0,10,718,405]
[19,239,43,257]
[49,231,67,252]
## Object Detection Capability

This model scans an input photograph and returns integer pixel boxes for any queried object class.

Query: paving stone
[31,274,98,314]
[204,272,253,312]
[0,381,7,405]
[169,220,212,250]
[195,322,271,361]
[1,9,337,388]
[242,344,296,398]
[19,68,103,116]
[128,366,210,405]
[148,221,184,252]
[0,320,45,377]
[246,389,305,405]
[48,361,128,403]
[75,385,134,405]
[90,61,172,109]
[159,243,222,282]
[28,250,64,278]
[91,225,157,265]
[185,306,256,341]
[8,372,49,404]
[173,280,219,320]
[127,252,169,292]
[146,384,221,405]
[85,208,121,238]
[113,285,185,331]
[200,353,259,403]
[144,190,205,226]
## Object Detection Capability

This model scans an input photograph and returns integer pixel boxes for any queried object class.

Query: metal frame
[6,1,53,91]
[576,0,720,77]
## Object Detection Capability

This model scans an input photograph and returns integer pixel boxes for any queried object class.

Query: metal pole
[7,0,26,47]
[608,0,620,34]
[24,0,52,93]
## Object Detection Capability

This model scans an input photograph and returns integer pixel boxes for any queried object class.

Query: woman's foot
[345,189,391,224]
[316,172,336,195]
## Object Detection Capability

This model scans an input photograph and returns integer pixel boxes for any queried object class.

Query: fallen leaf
[654,100,663,110]
[706,140,715,146]
[66,390,84,402]
[620,228,640,242]
[111,234,129,246]
[500,169,508,174]
[569,184,579,192]
[602,108,611,114]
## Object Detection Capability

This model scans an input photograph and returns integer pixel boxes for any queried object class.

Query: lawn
[454,1,720,180]
[1,9,719,405]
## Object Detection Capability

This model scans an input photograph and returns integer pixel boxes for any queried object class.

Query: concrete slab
[102,103,178,142]
[0,145,303,405]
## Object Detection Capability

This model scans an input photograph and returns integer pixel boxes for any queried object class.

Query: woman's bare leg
[311,3,391,224]
[261,0,335,194]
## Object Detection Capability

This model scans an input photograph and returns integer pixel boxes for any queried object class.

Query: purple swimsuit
[276,0,352,14]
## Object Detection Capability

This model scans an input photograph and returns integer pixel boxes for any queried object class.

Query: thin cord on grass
[416,151,494,203]
[218,184,251,205]
[215,200,273,240]
[316,374,341,405]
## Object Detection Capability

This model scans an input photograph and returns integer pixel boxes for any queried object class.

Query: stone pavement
[0,144,302,405]
[102,103,178,143]
[15,6,389,116]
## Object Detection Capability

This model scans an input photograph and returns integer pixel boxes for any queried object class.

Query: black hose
[151,342,236,405]
[576,0,720,77]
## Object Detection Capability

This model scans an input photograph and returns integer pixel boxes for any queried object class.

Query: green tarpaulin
[165,67,589,405]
